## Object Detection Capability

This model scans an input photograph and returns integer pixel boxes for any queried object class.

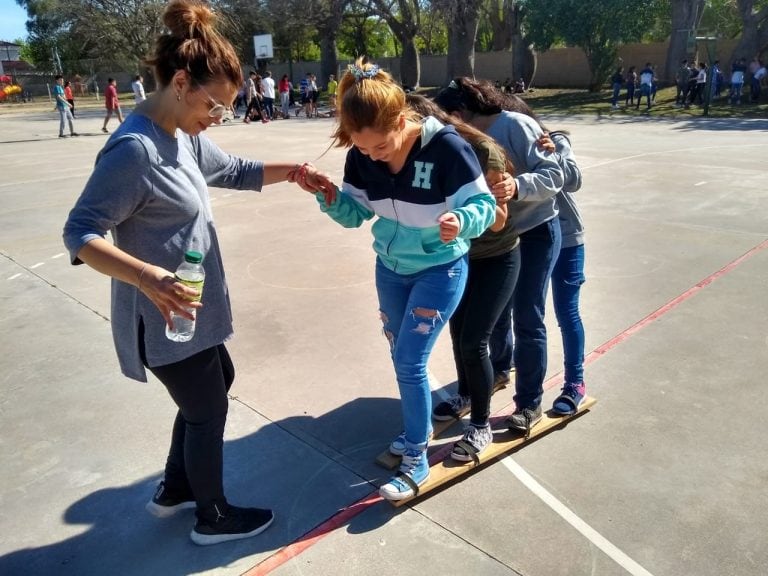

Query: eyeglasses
[195,83,227,118]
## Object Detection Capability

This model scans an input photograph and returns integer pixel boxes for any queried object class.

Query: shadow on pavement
[0,396,407,576]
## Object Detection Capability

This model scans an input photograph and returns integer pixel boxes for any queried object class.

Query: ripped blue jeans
[376,255,468,450]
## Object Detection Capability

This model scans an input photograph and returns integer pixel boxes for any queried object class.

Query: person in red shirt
[102,77,124,133]
[64,80,76,117]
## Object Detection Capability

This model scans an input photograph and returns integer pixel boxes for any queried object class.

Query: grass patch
[518,86,768,119]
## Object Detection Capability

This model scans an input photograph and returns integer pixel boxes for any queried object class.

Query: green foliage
[337,15,397,58]
[416,11,448,54]
[699,0,749,39]
[523,0,668,90]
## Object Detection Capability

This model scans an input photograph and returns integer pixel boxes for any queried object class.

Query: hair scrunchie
[347,63,380,82]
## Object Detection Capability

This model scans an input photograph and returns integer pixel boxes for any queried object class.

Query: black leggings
[148,343,235,513]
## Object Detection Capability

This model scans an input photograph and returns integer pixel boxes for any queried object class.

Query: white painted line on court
[29,262,45,269]
[502,457,656,576]
[427,369,452,401]
[8,273,21,280]
[51,252,66,259]
[582,143,764,172]
[428,370,448,397]
[0,172,92,188]
[694,181,707,186]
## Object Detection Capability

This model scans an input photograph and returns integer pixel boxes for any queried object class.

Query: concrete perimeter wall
[271,38,741,90]
[6,38,741,99]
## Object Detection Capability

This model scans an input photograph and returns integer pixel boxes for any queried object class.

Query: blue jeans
[376,256,468,449]
[611,82,622,106]
[637,84,652,108]
[625,83,635,106]
[262,96,274,119]
[58,107,74,136]
[490,218,561,409]
[450,248,520,425]
[552,244,585,384]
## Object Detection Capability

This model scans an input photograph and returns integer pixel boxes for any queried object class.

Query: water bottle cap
[184,250,203,264]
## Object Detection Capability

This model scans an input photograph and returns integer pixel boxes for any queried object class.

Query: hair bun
[163,0,215,40]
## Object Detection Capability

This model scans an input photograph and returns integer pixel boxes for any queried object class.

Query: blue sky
[0,0,28,43]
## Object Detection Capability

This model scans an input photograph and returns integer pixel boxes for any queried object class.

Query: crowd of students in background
[610,56,766,111]
[233,70,339,123]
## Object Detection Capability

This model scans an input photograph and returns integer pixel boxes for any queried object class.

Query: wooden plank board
[375,377,511,470]
[390,396,596,507]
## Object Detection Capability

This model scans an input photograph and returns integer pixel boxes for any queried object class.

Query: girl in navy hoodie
[310,59,496,500]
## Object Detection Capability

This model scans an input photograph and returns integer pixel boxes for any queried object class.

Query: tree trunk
[489,0,514,51]
[316,0,346,89]
[400,35,420,88]
[509,4,535,88]
[444,4,481,82]
[663,0,705,83]
[730,1,768,63]
[319,34,339,84]
[367,0,422,88]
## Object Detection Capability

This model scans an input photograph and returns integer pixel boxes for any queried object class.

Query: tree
[338,7,398,58]
[433,0,483,82]
[213,0,272,65]
[359,0,428,88]
[16,0,167,74]
[730,0,768,64]
[313,0,350,86]
[663,0,705,83]
[524,0,668,91]
[76,0,166,72]
[699,0,746,39]
[487,1,537,91]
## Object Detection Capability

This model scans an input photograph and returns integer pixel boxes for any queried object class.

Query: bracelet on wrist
[137,263,148,291]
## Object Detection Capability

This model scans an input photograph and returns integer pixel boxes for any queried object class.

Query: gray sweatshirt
[63,114,264,382]
[550,131,584,248]
[485,111,564,235]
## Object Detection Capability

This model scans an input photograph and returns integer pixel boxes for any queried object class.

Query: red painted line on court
[246,237,768,575]
[582,237,768,368]
[243,493,383,575]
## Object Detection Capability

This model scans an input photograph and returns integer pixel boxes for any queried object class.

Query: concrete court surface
[0,106,766,576]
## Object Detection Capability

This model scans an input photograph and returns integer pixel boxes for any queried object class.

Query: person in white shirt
[131,75,146,104]
[751,60,765,103]
[260,71,275,120]
[635,63,654,110]
[695,62,707,105]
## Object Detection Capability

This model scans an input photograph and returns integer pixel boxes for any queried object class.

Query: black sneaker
[145,481,196,518]
[432,394,471,421]
[492,371,511,392]
[191,505,275,546]
[506,405,542,438]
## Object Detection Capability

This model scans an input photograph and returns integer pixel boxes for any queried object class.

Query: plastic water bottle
[165,250,205,342]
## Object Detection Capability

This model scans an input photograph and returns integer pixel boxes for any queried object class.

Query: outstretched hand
[289,162,338,204]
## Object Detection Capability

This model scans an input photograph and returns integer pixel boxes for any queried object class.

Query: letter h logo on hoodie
[411,161,435,190]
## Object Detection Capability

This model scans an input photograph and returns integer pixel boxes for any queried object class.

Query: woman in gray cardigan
[63,0,330,547]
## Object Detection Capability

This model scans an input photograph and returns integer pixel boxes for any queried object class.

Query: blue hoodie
[315,116,496,275]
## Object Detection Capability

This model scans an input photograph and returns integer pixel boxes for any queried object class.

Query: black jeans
[245,96,263,120]
[148,343,235,513]
[451,248,520,425]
